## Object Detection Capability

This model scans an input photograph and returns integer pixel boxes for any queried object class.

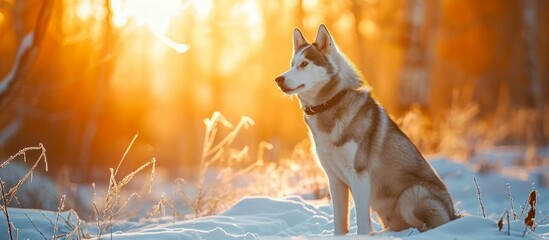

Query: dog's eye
[299,61,308,68]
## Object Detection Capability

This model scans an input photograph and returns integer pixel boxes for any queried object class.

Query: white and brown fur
[275,25,458,235]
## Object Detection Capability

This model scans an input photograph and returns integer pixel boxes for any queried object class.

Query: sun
[192,0,212,19]
[76,0,93,20]
[105,0,192,52]
[73,0,264,54]
[110,0,182,34]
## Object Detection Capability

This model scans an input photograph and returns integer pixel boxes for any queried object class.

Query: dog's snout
[275,76,285,85]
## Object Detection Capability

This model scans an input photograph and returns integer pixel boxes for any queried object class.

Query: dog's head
[275,25,339,95]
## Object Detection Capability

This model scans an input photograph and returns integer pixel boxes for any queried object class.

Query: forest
[0,0,548,182]
[0,0,549,239]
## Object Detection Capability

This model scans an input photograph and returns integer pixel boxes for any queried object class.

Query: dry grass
[147,192,167,219]
[92,133,156,238]
[497,208,510,236]
[52,195,66,239]
[397,101,485,160]
[507,183,517,220]
[0,180,15,240]
[523,188,537,237]
[0,113,326,238]
[169,112,327,220]
[171,112,260,218]
[0,143,49,240]
[397,92,547,162]
[244,139,327,199]
[0,143,87,239]
[0,143,49,205]
[166,113,235,217]
[489,182,548,237]
[398,95,549,191]
[473,176,486,218]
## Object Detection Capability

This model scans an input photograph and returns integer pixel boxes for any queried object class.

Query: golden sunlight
[233,0,263,43]
[110,0,128,27]
[4,0,545,192]
[109,0,190,53]
[154,32,190,53]
[76,0,93,20]
[111,0,181,33]
[192,0,212,19]
[359,19,378,39]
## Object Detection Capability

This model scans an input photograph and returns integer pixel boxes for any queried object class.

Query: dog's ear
[314,24,334,52]
[293,28,309,53]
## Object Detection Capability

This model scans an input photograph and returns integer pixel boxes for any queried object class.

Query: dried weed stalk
[52,195,66,239]
[497,208,510,236]
[0,180,14,240]
[147,192,167,219]
[0,143,48,205]
[174,112,257,218]
[93,133,156,237]
[0,143,48,240]
[522,188,537,237]
[473,176,486,218]
[507,183,517,220]
[174,113,329,220]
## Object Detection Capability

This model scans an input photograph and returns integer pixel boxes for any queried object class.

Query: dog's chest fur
[304,98,367,186]
[311,127,359,185]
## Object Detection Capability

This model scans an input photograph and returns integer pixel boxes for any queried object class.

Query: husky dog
[275,25,457,235]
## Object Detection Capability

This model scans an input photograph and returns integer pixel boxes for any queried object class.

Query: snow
[1,149,548,239]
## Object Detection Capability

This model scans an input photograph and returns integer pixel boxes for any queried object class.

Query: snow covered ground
[2,148,549,239]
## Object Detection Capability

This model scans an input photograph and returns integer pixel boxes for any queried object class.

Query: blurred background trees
[0,0,547,182]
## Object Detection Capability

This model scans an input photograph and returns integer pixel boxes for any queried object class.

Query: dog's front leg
[351,175,372,235]
[328,175,349,235]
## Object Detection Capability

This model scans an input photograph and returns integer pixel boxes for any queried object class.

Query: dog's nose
[275,76,285,84]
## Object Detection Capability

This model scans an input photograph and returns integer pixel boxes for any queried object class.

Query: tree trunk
[0,0,53,143]
[398,0,428,110]
[75,0,116,181]
[522,0,545,144]
[523,0,542,109]
[351,0,367,82]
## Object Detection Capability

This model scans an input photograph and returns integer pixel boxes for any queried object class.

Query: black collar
[302,90,349,115]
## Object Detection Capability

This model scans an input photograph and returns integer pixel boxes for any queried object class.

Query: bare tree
[74,0,118,181]
[0,0,54,143]
[523,0,542,109]
[398,0,428,110]
[351,0,367,79]
[522,0,546,144]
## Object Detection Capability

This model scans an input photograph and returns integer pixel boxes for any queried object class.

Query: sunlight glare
[127,0,179,33]
[152,30,190,53]
[110,0,127,27]
[111,0,180,33]
[112,13,128,28]
[302,0,322,30]
[334,12,353,35]
[0,12,4,26]
[302,0,318,11]
[231,0,264,43]
[109,0,189,54]
[241,0,261,26]
[76,0,93,20]
[193,0,212,19]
